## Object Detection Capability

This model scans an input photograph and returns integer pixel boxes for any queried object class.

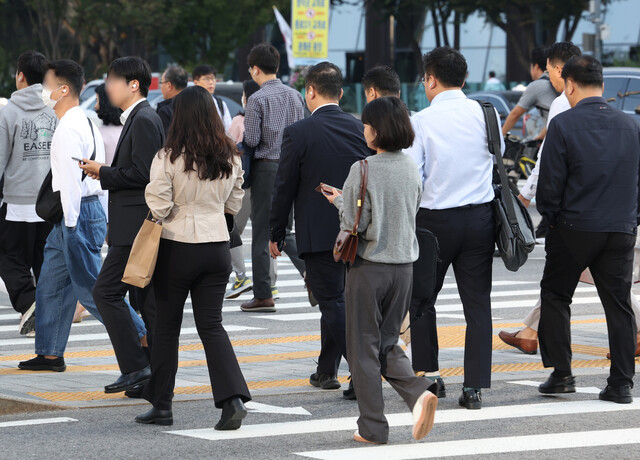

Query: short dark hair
[422,47,467,88]
[247,44,280,74]
[361,96,414,152]
[95,83,122,126]
[546,41,582,66]
[531,47,547,71]
[243,79,260,101]
[108,57,152,97]
[192,64,217,80]
[489,71,496,78]
[17,50,48,85]
[362,65,401,96]
[305,62,342,99]
[163,65,188,90]
[47,59,84,97]
[561,55,603,88]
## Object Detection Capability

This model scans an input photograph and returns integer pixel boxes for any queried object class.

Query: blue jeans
[35,196,146,356]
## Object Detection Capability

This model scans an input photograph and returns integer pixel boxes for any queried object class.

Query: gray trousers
[250,161,305,298]
[346,258,435,443]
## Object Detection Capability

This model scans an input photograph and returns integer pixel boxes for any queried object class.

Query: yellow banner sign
[292,0,329,61]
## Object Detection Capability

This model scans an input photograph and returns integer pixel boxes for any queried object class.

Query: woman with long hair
[136,85,250,429]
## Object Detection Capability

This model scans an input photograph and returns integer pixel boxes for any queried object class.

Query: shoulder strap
[477,100,518,227]
[81,117,97,182]
[214,96,224,115]
[351,159,368,235]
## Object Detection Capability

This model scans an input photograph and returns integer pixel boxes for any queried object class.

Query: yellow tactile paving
[27,358,616,403]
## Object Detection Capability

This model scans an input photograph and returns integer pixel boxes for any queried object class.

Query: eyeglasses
[197,76,216,82]
[159,80,168,85]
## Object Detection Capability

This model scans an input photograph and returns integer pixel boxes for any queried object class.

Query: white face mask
[42,86,63,109]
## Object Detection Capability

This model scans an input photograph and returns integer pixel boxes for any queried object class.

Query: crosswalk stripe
[295,428,640,459]
[0,417,78,428]
[253,313,321,321]
[0,325,263,347]
[436,296,603,313]
[166,399,640,442]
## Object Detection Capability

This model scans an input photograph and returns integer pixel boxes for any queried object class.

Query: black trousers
[93,245,155,374]
[0,204,52,314]
[304,251,347,376]
[410,203,495,389]
[539,226,637,387]
[143,239,251,410]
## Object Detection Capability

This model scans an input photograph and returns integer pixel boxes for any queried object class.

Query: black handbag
[36,117,97,225]
[477,100,536,272]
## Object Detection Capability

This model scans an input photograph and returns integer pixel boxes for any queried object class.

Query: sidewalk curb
[0,394,70,416]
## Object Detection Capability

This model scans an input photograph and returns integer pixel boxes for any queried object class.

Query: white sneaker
[412,390,438,440]
[19,302,36,336]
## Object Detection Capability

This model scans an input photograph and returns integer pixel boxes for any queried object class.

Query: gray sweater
[334,151,422,264]
[0,84,57,204]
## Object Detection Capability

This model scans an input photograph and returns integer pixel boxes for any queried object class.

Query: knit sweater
[334,151,422,264]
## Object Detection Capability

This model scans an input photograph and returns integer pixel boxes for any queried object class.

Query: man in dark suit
[269,62,370,397]
[537,55,640,403]
[80,57,165,394]
[156,65,187,133]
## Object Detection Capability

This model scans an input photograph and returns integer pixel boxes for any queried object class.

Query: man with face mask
[18,59,109,372]
[0,50,56,335]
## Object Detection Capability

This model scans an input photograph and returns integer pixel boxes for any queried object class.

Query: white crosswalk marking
[0,417,78,428]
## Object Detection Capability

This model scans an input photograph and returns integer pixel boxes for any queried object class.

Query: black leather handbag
[36,117,97,225]
[477,100,536,272]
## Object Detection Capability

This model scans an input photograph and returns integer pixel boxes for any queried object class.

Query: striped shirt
[243,79,305,160]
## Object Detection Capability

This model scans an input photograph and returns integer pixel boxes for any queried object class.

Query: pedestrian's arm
[53,127,83,228]
[144,153,174,221]
[334,162,371,233]
[100,116,163,190]
[224,156,244,216]
[243,97,262,149]
[501,105,527,136]
[637,129,640,225]
[405,117,426,180]
[536,120,568,226]
[270,128,300,244]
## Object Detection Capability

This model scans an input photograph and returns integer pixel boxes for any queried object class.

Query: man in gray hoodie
[0,50,56,334]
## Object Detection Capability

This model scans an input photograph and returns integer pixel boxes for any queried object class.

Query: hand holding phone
[71,156,86,164]
[314,183,342,197]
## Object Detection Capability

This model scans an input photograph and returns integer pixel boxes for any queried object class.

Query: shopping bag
[122,213,162,288]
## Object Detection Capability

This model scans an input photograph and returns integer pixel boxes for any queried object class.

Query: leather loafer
[125,383,145,399]
[498,330,538,355]
[135,407,173,426]
[215,397,247,431]
[309,372,341,390]
[538,374,576,394]
[343,378,356,400]
[599,385,633,404]
[105,366,151,394]
[240,298,276,313]
[458,388,482,410]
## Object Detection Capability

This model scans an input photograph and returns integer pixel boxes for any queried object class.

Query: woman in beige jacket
[135,86,250,429]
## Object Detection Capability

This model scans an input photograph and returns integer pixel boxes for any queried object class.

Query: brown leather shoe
[498,330,538,354]
[240,298,276,313]
[606,339,640,359]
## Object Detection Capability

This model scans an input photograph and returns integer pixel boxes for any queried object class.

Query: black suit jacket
[537,96,640,235]
[270,105,371,257]
[156,98,174,134]
[100,100,165,246]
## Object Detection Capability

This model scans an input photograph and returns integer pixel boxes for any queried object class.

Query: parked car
[603,67,640,125]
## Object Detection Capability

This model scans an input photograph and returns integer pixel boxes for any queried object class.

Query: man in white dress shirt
[498,42,640,358]
[406,47,503,410]
[18,60,108,372]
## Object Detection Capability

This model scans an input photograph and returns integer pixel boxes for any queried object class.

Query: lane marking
[509,380,602,394]
[295,428,640,459]
[246,402,311,415]
[166,399,640,442]
[0,417,78,428]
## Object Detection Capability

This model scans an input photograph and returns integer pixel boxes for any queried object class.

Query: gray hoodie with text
[0,84,57,205]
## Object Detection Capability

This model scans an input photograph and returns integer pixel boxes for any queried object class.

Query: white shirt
[120,98,146,126]
[213,96,233,132]
[312,102,339,115]
[520,92,571,201]
[51,106,106,227]
[406,90,504,210]
[6,204,42,223]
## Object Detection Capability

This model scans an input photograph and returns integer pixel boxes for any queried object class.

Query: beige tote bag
[122,213,162,288]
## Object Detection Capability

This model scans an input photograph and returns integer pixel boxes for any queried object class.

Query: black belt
[419,202,491,213]
[254,158,279,163]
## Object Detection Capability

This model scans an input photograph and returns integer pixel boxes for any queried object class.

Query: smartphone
[314,183,342,196]
[71,156,85,164]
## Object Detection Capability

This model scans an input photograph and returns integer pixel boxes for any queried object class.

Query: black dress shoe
[458,388,482,410]
[343,378,356,400]
[105,366,151,394]
[135,407,173,426]
[215,397,247,431]
[309,372,341,390]
[125,384,145,399]
[435,377,446,398]
[18,355,66,372]
[599,385,633,404]
[538,374,576,394]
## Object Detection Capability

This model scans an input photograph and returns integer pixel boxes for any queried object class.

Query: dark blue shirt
[537,96,640,235]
